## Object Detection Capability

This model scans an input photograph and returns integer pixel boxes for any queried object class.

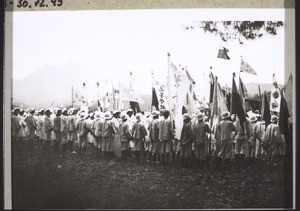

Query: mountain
[13,62,151,110]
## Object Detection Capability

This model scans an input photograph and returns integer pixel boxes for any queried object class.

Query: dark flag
[130,101,141,114]
[261,91,271,127]
[230,73,246,127]
[217,47,230,60]
[279,92,290,141]
[209,68,215,103]
[151,87,159,111]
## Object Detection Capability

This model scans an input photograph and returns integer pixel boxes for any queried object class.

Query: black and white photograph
[5,2,295,209]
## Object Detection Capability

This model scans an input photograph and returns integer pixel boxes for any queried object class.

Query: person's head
[20,109,24,116]
[222,111,231,121]
[231,114,236,122]
[113,110,121,118]
[121,114,128,122]
[13,108,20,116]
[73,108,78,115]
[39,109,45,116]
[256,114,261,121]
[182,113,191,123]
[163,110,170,119]
[104,111,112,121]
[126,108,133,117]
[62,108,68,116]
[45,109,52,117]
[250,115,257,124]
[197,112,205,122]
[270,115,278,124]
[29,108,35,115]
[56,109,62,116]
[80,112,86,120]
[135,113,143,122]
[152,110,159,119]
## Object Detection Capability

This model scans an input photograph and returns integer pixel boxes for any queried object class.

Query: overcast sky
[11,9,291,98]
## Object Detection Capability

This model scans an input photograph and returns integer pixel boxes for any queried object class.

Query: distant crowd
[11,106,291,170]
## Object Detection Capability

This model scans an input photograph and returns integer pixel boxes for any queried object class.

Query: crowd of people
[11,106,289,170]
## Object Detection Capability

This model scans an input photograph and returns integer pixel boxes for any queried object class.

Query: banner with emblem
[72,86,89,107]
[167,56,190,139]
[270,72,281,113]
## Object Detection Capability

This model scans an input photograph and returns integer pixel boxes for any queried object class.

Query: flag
[130,101,141,114]
[72,87,88,107]
[151,87,159,111]
[240,58,257,75]
[284,73,293,117]
[167,59,190,139]
[185,69,197,116]
[270,72,281,113]
[279,93,290,141]
[239,76,247,113]
[217,47,230,60]
[261,91,271,127]
[211,77,229,128]
[230,74,246,128]
[209,69,215,104]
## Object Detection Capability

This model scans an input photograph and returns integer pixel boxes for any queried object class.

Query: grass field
[12,141,292,209]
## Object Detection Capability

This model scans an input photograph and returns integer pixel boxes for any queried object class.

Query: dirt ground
[12,141,292,209]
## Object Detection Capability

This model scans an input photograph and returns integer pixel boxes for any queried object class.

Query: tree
[184,21,283,44]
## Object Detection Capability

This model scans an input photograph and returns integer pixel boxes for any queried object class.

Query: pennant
[270,73,281,113]
[240,58,257,75]
[217,47,230,60]
[261,91,271,127]
[230,74,246,128]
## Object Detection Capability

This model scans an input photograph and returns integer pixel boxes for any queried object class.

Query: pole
[71,86,73,107]
[167,52,173,132]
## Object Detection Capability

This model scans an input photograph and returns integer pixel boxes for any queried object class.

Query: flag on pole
[239,75,247,113]
[284,73,293,117]
[211,77,229,128]
[279,92,290,141]
[209,68,215,104]
[217,46,230,60]
[240,58,257,75]
[151,71,159,111]
[261,91,271,127]
[72,87,88,107]
[230,73,246,128]
[270,72,281,113]
[185,69,197,116]
[167,58,190,139]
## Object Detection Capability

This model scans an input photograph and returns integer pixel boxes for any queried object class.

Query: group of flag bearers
[11,102,289,170]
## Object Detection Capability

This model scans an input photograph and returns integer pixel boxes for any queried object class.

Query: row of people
[11,107,287,169]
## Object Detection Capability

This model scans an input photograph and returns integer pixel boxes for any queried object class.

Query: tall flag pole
[258,85,262,109]
[239,75,247,113]
[71,86,73,107]
[261,91,271,127]
[209,66,215,105]
[151,70,159,112]
[230,72,246,129]
[167,52,173,131]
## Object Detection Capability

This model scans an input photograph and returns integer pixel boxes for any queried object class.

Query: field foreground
[12,143,292,209]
